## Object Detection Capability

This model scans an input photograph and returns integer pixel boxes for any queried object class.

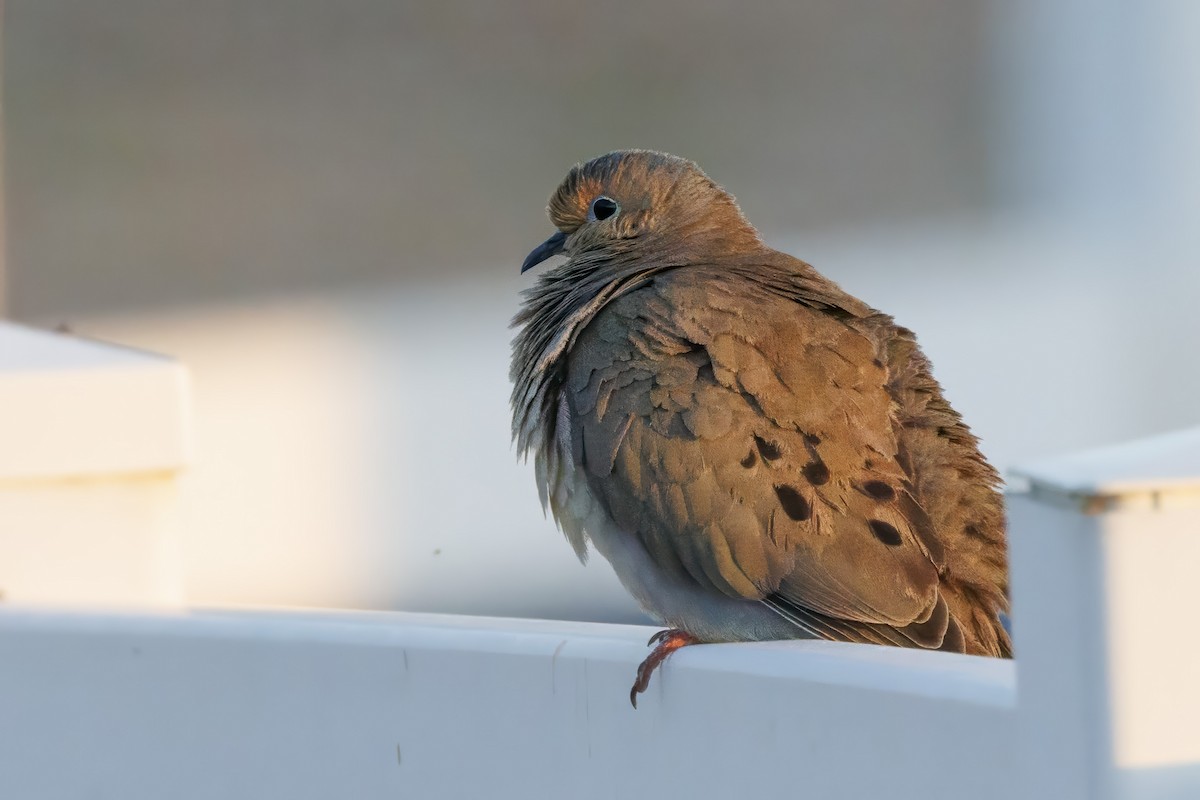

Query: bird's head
[521,150,760,273]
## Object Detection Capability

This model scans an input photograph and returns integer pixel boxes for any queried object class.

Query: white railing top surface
[1011,426,1200,505]
[0,605,1016,705]
[0,321,190,480]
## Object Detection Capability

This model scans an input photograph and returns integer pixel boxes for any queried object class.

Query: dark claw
[647,629,673,647]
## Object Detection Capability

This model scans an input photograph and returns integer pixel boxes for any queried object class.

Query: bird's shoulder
[568,260,897,451]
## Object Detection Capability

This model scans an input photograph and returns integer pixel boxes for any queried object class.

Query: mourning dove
[511,151,1010,707]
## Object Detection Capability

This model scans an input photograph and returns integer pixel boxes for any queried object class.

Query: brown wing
[882,325,1011,655]
[566,269,958,647]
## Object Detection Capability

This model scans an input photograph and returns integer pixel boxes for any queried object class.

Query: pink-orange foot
[630,629,698,708]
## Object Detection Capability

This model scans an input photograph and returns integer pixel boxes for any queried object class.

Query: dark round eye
[589,196,619,221]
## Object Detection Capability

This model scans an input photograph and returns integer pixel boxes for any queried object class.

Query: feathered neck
[510,247,667,460]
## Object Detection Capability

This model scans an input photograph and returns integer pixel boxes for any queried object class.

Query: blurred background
[3,1,1198,621]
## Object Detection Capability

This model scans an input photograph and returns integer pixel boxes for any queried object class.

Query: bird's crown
[546,150,753,241]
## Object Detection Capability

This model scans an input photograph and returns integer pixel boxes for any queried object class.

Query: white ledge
[0,322,190,480]
[0,608,1015,799]
[1011,427,1200,511]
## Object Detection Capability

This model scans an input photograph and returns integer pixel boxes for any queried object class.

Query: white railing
[1,325,1198,799]
[0,609,1017,800]
[1009,430,1200,800]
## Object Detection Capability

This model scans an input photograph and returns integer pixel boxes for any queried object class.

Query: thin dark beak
[521,230,567,273]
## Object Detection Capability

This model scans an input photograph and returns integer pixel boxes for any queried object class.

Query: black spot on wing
[774,485,811,521]
[754,435,782,461]
[802,460,830,486]
[740,449,757,468]
[861,480,895,501]
[868,519,903,547]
